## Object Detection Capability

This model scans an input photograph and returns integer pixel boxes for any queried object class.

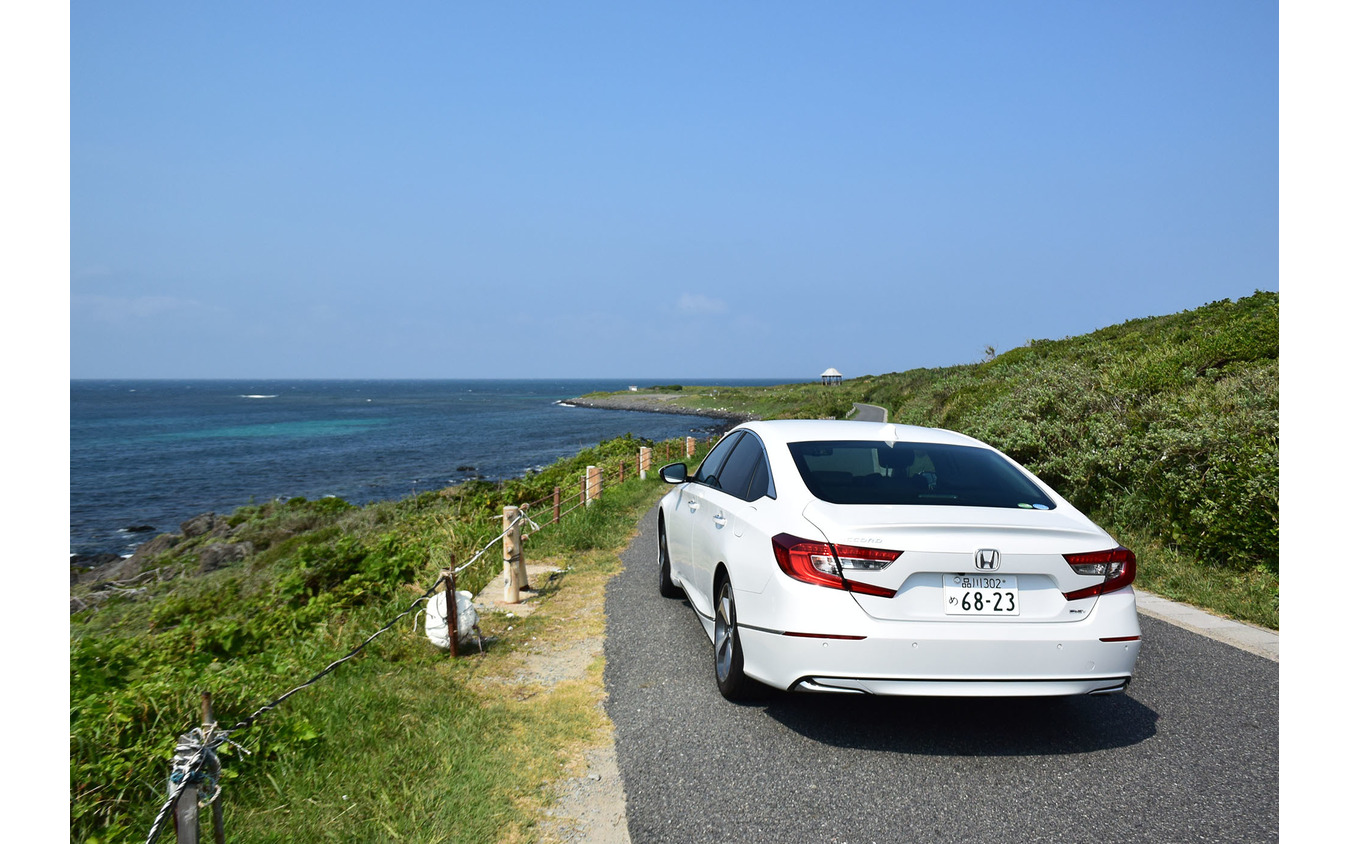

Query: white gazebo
[820,367,843,386]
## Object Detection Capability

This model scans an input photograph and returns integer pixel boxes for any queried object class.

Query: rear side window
[745,452,772,501]
[787,440,1055,509]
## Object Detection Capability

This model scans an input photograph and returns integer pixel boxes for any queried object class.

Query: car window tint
[693,431,743,487]
[745,450,773,501]
[713,434,764,500]
[787,440,1055,509]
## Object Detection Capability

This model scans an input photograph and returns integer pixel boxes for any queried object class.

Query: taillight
[1062,547,1136,601]
[771,533,900,598]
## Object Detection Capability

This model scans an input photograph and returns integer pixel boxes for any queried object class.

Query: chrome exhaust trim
[792,678,869,694]
[1088,678,1131,696]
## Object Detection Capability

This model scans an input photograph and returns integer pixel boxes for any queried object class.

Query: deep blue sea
[70,379,787,558]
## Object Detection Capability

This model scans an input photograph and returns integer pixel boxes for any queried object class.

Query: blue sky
[14,3,1347,829]
[66,1,1278,380]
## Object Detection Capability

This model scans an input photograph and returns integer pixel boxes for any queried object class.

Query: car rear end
[733,430,1142,696]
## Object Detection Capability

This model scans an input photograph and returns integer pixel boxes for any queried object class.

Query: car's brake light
[771,533,900,598]
[1062,547,1136,601]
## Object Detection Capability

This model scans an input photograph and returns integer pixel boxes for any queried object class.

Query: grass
[222,658,599,842]
[218,549,635,843]
[221,476,675,843]
[70,437,709,844]
[1116,526,1279,631]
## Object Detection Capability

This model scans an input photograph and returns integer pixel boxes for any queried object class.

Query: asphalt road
[849,403,889,422]
[604,505,1278,843]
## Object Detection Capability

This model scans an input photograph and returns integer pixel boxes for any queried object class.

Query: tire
[713,576,751,700]
[658,518,682,598]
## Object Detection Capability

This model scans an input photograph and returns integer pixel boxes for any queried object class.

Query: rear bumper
[738,590,1142,697]
[790,674,1132,697]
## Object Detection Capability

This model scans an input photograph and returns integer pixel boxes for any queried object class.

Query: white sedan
[657,420,1141,700]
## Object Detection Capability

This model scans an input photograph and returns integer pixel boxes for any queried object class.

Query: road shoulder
[1135,588,1278,661]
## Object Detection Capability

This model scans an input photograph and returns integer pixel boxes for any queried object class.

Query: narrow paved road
[849,403,889,422]
[605,505,1278,843]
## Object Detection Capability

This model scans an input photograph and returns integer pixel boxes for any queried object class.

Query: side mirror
[659,462,688,484]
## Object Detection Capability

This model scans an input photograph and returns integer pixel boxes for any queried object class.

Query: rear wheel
[714,576,751,700]
[658,519,681,598]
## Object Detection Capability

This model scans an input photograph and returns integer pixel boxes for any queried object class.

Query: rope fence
[143,433,715,843]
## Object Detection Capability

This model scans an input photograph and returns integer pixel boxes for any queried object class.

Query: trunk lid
[801,501,1118,623]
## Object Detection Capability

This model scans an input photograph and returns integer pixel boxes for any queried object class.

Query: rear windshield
[787,440,1056,509]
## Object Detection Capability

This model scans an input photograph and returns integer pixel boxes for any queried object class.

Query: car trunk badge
[975,549,1001,571]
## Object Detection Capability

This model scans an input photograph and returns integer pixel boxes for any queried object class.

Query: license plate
[943,574,1020,615]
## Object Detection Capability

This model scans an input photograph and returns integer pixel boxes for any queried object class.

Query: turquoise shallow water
[71,378,785,557]
[144,419,388,441]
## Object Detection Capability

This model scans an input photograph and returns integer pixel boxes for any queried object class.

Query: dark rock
[71,552,121,569]
[456,465,477,472]
[198,541,254,573]
[71,553,122,586]
[135,533,181,558]
[122,524,156,533]
[180,513,219,538]
[73,557,128,586]
[78,533,180,586]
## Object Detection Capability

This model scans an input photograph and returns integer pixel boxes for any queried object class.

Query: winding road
[604,505,1278,843]
[849,403,889,422]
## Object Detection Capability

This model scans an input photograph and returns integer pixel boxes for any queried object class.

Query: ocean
[70,379,784,558]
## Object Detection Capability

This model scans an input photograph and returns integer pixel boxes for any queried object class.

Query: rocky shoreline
[70,511,257,612]
[564,393,758,424]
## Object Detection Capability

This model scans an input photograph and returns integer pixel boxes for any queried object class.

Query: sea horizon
[69,376,802,384]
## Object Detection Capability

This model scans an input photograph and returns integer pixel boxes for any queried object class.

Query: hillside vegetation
[596,291,1279,627]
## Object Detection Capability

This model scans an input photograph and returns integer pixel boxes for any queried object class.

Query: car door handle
[688,500,699,513]
[713,513,727,528]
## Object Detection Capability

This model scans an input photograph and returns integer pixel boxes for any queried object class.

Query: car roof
[733,419,989,449]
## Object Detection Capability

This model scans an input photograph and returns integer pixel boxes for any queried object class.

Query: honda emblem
[975,549,1001,571]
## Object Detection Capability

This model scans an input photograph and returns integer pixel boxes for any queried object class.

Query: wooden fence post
[685,436,695,458]
[585,466,601,505]
[619,461,625,483]
[175,694,225,844]
[203,694,224,844]
[640,446,651,480]
[552,486,561,524]
[175,762,199,843]
[502,506,527,603]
